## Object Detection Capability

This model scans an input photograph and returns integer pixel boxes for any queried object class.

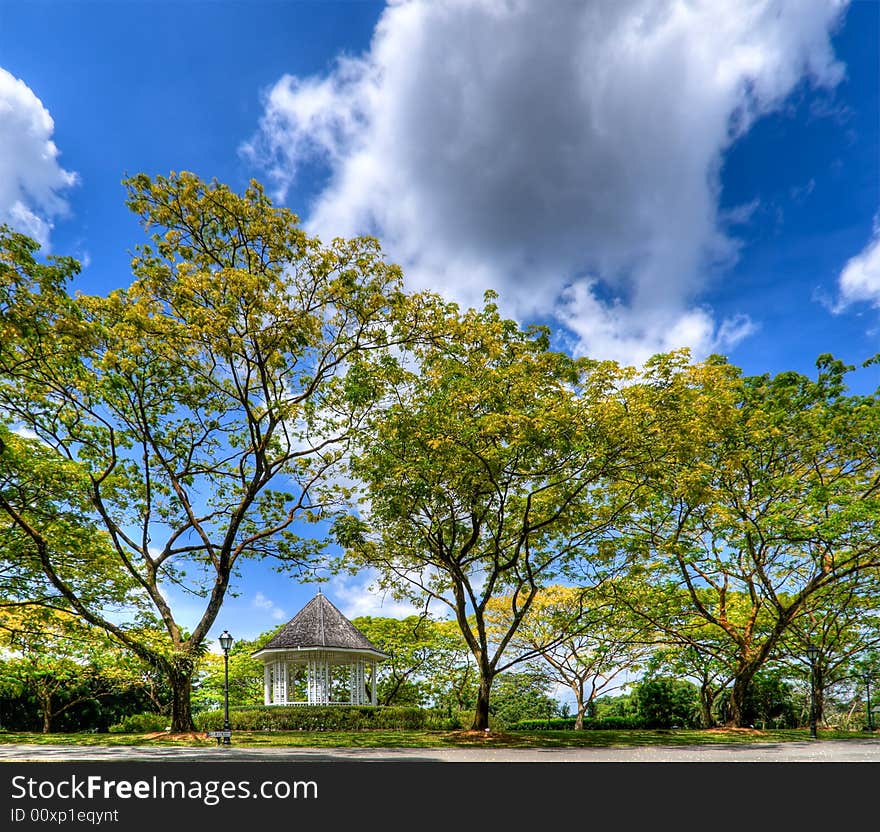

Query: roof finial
[317,587,322,596]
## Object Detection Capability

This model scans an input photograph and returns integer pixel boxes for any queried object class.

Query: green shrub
[632,677,701,729]
[108,712,170,734]
[439,710,473,730]
[194,705,457,732]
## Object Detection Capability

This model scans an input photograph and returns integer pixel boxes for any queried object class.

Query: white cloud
[0,67,77,247]
[246,0,847,365]
[252,591,287,621]
[556,278,757,366]
[327,572,439,620]
[834,228,880,311]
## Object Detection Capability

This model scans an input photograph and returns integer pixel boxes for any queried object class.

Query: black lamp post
[218,630,233,746]
[863,672,874,733]
[806,645,820,739]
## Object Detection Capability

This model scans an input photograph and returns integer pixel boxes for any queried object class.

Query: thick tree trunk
[168,670,195,732]
[470,674,492,731]
[726,667,759,727]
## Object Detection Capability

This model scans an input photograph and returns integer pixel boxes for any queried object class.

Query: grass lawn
[0,727,874,749]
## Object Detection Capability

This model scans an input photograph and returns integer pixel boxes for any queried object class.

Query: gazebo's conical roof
[256,592,387,656]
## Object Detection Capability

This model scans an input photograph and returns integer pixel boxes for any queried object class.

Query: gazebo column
[308,655,331,704]
[264,663,271,705]
[326,661,332,703]
[272,660,288,705]
[370,660,377,706]
[349,659,366,705]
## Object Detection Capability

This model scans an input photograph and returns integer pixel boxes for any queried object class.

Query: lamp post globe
[219,631,234,746]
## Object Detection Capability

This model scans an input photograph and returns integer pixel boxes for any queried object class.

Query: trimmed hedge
[509,716,648,731]
[195,705,458,732]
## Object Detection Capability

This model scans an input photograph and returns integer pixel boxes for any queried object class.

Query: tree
[775,571,880,728]
[0,608,151,733]
[193,632,270,711]
[491,584,652,729]
[352,615,474,707]
[489,669,562,728]
[336,295,641,729]
[715,670,799,729]
[642,637,733,729]
[629,356,880,726]
[632,676,701,729]
[606,575,746,728]
[0,171,410,730]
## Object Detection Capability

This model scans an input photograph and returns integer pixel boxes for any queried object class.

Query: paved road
[2,739,880,762]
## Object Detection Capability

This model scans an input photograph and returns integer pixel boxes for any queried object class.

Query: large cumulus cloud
[244,0,848,365]
[0,67,77,247]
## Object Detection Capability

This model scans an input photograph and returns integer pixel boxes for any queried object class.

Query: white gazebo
[252,592,388,706]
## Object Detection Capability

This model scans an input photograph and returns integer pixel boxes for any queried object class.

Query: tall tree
[629,356,880,726]
[352,615,474,707]
[493,584,654,729]
[335,295,641,729]
[0,172,410,730]
[775,571,880,727]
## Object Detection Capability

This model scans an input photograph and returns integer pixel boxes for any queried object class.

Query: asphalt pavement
[2,738,880,762]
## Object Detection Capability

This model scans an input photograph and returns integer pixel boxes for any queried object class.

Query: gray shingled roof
[258,593,387,655]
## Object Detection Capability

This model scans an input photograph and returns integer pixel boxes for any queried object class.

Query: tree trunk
[470,673,492,731]
[168,669,195,732]
[699,683,716,728]
[36,685,52,734]
[726,667,758,727]
[573,682,586,730]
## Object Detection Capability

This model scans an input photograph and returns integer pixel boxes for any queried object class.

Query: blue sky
[1,0,879,653]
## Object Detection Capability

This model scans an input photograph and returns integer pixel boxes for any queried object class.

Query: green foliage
[491,583,653,727]
[351,615,475,708]
[0,423,137,613]
[489,671,562,728]
[626,355,880,726]
[0,171,411,730]
[591,693,637,720]
[632,677,701,729]
[193,633,272,711]
[0,671,160,734]
[108,712,170,734]
[194,705,456,732]
[0,610,164,733]
[716,672,799,728]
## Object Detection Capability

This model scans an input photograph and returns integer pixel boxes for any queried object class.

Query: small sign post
[206,730,232,746]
